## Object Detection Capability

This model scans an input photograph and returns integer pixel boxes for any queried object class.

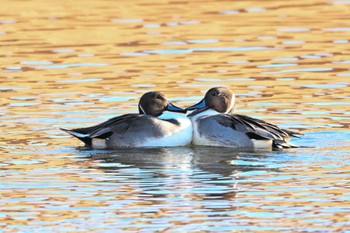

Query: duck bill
[166,102,187,113]
[186,98,206,111]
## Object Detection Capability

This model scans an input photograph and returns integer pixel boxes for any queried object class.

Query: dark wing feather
[60,114,141,145]
[218,114,301,149]
[88,114,142,138]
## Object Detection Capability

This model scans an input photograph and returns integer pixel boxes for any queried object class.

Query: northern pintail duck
[61,91,192,148]
[186,87,301,150]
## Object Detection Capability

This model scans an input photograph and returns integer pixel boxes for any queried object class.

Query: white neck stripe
[226,95,235,113]
[139,104,146,114]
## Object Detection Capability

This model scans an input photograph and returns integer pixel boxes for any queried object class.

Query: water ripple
[257,63,297,68]
[20,61,53,65]
[323,27,350,31]
[143,46,275,55]
[1,0,350,232]
[263,67,333,74]
[219,10,240,14]
[52,49,75,53]
[35,63,109,69]
[278,28,310,32]
[187,39,219,44]
[328,0,350,4]
[120,52,149,56]
[57,78,103,83]
[111,19,144,23]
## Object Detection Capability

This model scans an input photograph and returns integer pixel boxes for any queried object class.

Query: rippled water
[1,0,350,231]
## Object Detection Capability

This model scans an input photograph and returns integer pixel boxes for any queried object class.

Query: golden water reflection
[1,0,350,231]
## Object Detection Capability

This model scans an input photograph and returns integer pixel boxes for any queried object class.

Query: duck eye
[212,92,218,96]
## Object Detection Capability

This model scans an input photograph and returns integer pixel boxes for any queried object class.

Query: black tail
[272,139,299,150]
[60,128,92,145]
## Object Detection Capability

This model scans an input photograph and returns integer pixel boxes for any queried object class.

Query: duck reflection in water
[85,147,272,201]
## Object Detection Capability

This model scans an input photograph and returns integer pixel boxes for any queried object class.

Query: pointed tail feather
[60,128,92,145]
[272,139,299,150]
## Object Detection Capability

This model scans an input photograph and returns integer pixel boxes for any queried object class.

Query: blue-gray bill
[186,98,206,111]
[167,102,187,113]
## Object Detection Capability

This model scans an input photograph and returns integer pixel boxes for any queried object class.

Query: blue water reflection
[264,67,333,74]
[257,63,297,68]
[57,78,103,83]
[141,46,275,55]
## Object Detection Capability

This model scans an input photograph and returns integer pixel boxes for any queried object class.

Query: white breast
[142,112,193,147]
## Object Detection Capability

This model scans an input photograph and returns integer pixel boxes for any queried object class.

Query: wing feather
[61,114,142,145]
[216,114,301,149]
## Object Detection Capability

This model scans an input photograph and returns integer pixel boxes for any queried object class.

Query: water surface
[1,0,350,231]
